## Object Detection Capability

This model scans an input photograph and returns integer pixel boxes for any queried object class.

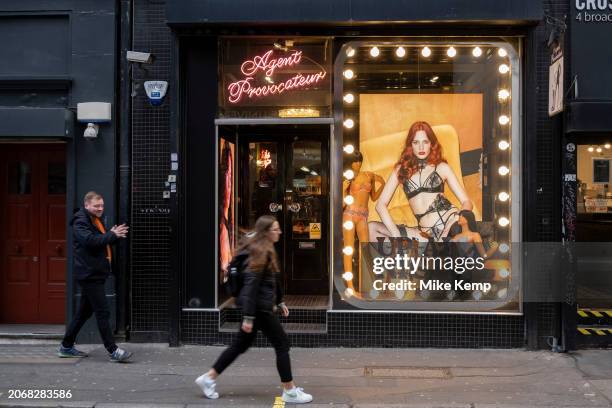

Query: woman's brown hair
[237,215,280,273]
[396,121,446,183]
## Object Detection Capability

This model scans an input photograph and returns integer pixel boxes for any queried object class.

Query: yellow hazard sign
[309,222,321,239]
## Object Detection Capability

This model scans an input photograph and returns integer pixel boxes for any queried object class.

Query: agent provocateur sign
[226,49,327,104]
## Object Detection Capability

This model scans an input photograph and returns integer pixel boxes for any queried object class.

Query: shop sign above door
[227,49,327,104]
[219,38,332,118]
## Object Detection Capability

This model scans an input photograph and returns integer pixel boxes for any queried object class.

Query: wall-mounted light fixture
[77,102,112,140]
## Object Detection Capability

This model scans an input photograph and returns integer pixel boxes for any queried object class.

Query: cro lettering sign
[575,0,612,22]
[226,49,327,104]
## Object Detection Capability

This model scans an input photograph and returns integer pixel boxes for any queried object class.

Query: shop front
[163,0,556,348]
[564,0,612,347]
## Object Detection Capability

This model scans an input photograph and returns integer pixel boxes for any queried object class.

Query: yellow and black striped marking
[578,327,612,336]
[577,309,612,318]
[272,396,285,408]
[577,309,612,327]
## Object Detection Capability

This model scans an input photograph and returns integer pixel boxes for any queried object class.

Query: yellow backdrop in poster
[359,94,483,226]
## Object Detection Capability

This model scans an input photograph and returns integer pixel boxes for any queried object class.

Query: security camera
[83,123,99,139]
[126,51,154,64]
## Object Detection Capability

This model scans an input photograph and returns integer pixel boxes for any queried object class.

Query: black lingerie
[402,165,444,199]
[414,194,453,223]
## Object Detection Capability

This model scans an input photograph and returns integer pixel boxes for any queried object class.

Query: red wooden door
[39,149,67,323]
[0,145,66,323]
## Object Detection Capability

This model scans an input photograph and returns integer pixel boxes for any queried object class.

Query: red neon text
[241,50,302,77]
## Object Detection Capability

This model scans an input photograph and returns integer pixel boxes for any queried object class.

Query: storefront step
[0,324,63,340]
[219,321,327,334]
[220,308,327,325]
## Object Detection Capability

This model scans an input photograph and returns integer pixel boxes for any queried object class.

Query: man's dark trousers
[62,279,117,354]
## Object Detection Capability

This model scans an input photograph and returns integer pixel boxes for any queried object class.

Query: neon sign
[256,149,272,168]
[227,49,327,104]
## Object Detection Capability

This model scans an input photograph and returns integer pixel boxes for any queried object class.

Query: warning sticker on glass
[309,223,321,239]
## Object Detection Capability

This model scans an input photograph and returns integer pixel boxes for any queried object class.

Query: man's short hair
[84,191,103,204]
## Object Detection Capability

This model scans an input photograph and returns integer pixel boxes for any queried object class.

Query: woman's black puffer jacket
[237,255,283,320]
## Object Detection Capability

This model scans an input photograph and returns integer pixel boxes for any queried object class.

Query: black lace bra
[402,165,444,200]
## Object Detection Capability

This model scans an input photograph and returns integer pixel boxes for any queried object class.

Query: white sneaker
[195,373,219,399]
[282,386,313,403]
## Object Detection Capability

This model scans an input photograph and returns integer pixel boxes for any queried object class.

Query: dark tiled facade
[182,311,523,348]
[132,0,565,349]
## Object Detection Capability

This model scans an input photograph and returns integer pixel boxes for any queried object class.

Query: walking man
[58,191,132,362]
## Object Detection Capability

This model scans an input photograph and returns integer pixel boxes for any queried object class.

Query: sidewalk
[0,342,611,408]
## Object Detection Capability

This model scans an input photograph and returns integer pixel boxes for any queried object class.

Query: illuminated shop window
[335,40,521,312]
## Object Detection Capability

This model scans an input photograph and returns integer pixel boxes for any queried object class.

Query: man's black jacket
[71,208,117,281]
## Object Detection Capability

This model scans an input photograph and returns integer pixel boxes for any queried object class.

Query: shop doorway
[221,123,330,299]
[575,142,612,346]
[0,144,66,324]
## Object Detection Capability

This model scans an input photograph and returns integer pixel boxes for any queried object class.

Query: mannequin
[342,151,385,296]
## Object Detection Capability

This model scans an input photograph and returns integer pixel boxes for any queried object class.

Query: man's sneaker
[195,373,219,399]
[57,345,88,358]
[109,347,132,362]
[282,387,313,404]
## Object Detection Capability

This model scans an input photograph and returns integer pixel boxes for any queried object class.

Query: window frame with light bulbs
[333,39,523,314]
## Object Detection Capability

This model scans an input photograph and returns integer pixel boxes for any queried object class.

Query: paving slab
[0,344,611,407]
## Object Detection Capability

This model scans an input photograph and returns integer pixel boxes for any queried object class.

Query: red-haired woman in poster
[369,121,473,242]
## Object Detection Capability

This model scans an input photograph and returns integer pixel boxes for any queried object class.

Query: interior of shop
[576,141,612,310]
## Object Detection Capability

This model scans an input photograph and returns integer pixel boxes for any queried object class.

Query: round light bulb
[498,140,510,150]
[499,243,510,254]
[498,89,510,101]
[498,217,510,227]
[497,288,508,299]
[343,93,355,104]
[498,192,510,202]
[597,147,603,153]
[499,64,510,74]
[421,46,431,58]
[342,246,354,256]
[498,48,508,57]
[343,169,355,180]
[499,115,510,125]
[605,143,611,149]
[396,46,406,58]
[472,46,483,57]
[447,46,457,58]
[588,146,595,153]
[346,47,356,57]
[345,288,354,297]
[343,220,354,230]
[498,166,510,176]
[343,69,354,79]
[343,144,355,154]
[370,46,380,57]
[344,195,354,205]
[342,271,354,281]
[499,268,510,278]
[343,118,354,129]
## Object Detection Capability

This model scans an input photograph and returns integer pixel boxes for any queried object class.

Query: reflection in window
[48,163,66,195]
[8,162,31,194]
[291,141,323,239]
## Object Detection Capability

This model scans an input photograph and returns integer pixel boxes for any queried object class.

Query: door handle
[269,203,283,213]
[55,245,63,254]
[288,202,301,213]
[14,245,22,254]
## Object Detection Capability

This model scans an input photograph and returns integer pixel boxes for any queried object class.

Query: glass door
[237,125,329,296]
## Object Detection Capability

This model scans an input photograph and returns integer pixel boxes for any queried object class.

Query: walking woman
[195,215,313,404]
